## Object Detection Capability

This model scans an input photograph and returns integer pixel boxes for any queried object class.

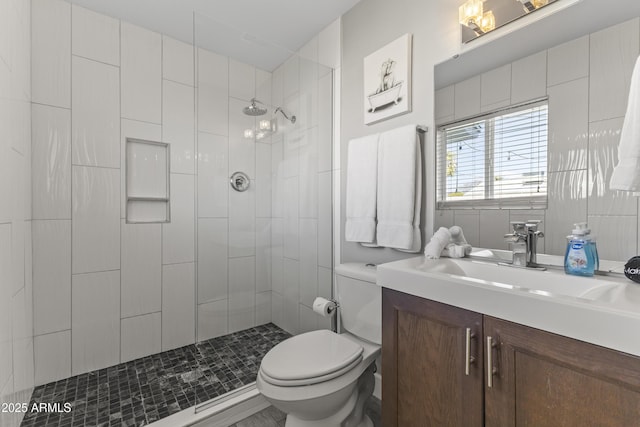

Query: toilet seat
[260,330,364,387]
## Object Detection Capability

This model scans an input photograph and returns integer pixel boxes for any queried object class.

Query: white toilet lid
[260,330,363,383]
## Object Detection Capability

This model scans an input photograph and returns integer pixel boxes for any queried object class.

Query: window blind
[437,100,548,209]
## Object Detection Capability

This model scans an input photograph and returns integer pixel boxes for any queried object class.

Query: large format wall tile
[256,291,272,326]
[163,80,195,174]
[589,215,637,262]
[121,23,161,124]
[282,258,299,335]
[197,218,228,303]
[511,51,547,104]
[481,64,511,111]
[72,166,120,274]
[72,56,120,168]
[229,180,256,258]
[162,173,195,264]
[545,170,588,255]
[34,331,71,386]
[121,221,162,318]
[256,218,272,294]
[32,0,71,108]
[588,118,638,216]
[120,313,161,363]
[197,299,228,341]
[163,36,194,86]
[454,76,480,120]
[271,218,284,295]
[197,132,228,218]
[32,104,71,220]
[229,59,255,102]
[71,5,119,66]
[547,35,589,87]
[589,18,640,122]
[299,219,318,307]
[197,48,228,136]
[72,270,120,375]
[283,177,299,259]
[33,220,71,335]
[318,171,332,269]
[229,98,256,177]
[547,78,589,172]
[162,263,195,350]
[228,257,256,333]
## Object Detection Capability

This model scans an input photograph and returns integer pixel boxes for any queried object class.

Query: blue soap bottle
[564,223,596,277]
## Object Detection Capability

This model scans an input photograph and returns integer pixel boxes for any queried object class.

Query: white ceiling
[67,0,360,71]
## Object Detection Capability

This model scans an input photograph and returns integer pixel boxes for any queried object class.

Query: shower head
[274,106,296,124]
[243,98,268,116]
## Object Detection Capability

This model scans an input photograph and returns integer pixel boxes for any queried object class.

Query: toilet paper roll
[313,297,336,317]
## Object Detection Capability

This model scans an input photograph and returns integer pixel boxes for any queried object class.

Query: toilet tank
[335,263,381,345]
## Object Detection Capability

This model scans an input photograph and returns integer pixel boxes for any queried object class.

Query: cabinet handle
[465,327,476,376]
[486,335,498,388]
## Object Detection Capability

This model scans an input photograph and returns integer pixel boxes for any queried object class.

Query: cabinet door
[485,316,640,427]
[382,288,484,427]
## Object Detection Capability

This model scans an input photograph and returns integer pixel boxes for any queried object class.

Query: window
[436,100,548,209]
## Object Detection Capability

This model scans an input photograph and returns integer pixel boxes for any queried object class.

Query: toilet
[256,263,381,427]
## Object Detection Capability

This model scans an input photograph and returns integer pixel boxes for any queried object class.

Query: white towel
[376,124,422,252]
[345,134,380,243]
[425,227,451,259]
[611,55,640,191]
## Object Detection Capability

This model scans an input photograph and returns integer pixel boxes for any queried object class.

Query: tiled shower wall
[269,24,339,335]
[30,0,338,386]
[434,17,640,263]
[0,0,33,426]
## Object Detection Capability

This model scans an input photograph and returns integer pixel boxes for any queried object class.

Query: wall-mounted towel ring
[230,171,250,192]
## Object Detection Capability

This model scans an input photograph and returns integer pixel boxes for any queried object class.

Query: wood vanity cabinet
[382,288,640,427]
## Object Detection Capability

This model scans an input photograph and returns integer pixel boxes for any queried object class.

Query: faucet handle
[510,221,526,234]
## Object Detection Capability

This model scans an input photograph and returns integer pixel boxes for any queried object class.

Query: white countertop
[378,255,640,357]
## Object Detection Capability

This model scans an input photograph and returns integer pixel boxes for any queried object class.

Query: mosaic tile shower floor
[20,324,291,427]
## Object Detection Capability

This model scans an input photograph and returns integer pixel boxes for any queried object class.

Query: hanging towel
[611,55,640,192]
[345,134,380,244]
[376,124,422,252]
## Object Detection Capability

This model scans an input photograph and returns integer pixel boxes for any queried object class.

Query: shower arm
[274,107,296,124]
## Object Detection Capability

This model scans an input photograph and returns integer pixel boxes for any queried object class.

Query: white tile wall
[121,313,161,363]
[197,132,229,218]
[71,5,120,66]
[228,257,256,333]
[511,51,547,104]
[121,221,162,318]
[197,48,229,136]
[299,219,318,307]
[547,35,589,87]
[162,173,195,264]
[71,56,120,168]
[163,36,194,86]
[162,263,195,350]
[256,292,272,325]
[121,23,162,124]
[163,80,195,174]
[197,300,228,341]
[481,64,511,112]
[229,180,256,258]
[32,104,71,220]
[228,97,256,177]
[34,331,71,385]
[454,76,480,120]
[256,218,272,294]
[229,59,256,102]
[71,271,121,375]
[197,218,228,303]
[72,166,120,274]
[33,220,71,335]
[32,0,71,108]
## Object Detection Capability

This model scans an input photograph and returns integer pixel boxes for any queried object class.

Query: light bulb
[244,129,254,139]
[259,119,271,131]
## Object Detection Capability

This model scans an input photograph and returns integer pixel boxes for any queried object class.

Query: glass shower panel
[193,11,334,411]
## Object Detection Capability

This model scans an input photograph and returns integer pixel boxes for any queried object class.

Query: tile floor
[231,397,382,427]
[20,324,290,427]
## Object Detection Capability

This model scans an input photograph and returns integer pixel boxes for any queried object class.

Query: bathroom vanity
[379,256,640,426]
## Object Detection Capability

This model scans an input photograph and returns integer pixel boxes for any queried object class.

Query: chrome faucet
[503,220,545,269]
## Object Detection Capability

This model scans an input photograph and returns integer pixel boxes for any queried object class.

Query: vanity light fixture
[459,0,484,34]
[517,0,549,13]
[459,0,495,35]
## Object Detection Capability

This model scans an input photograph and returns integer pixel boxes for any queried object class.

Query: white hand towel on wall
[345,134,380,244]
[610,55,640,192]
[376,124,422,252]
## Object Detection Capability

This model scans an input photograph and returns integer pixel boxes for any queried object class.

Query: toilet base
[282,363,376,427]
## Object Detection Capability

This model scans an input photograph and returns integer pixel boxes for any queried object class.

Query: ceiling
[67,0,361,71]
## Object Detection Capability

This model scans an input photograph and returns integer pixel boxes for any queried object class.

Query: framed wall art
[363,33,412,125]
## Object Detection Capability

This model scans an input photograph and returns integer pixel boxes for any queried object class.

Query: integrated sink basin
[416,258,623,301]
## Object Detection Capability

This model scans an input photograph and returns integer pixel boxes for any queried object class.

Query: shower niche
[125,138,170,223]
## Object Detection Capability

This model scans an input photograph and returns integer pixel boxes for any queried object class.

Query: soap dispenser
[564,222,596,277]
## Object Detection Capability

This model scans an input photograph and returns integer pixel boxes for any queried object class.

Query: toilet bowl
[256,263,380,427]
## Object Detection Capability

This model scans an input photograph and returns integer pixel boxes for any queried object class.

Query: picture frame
[363,33,413,125]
